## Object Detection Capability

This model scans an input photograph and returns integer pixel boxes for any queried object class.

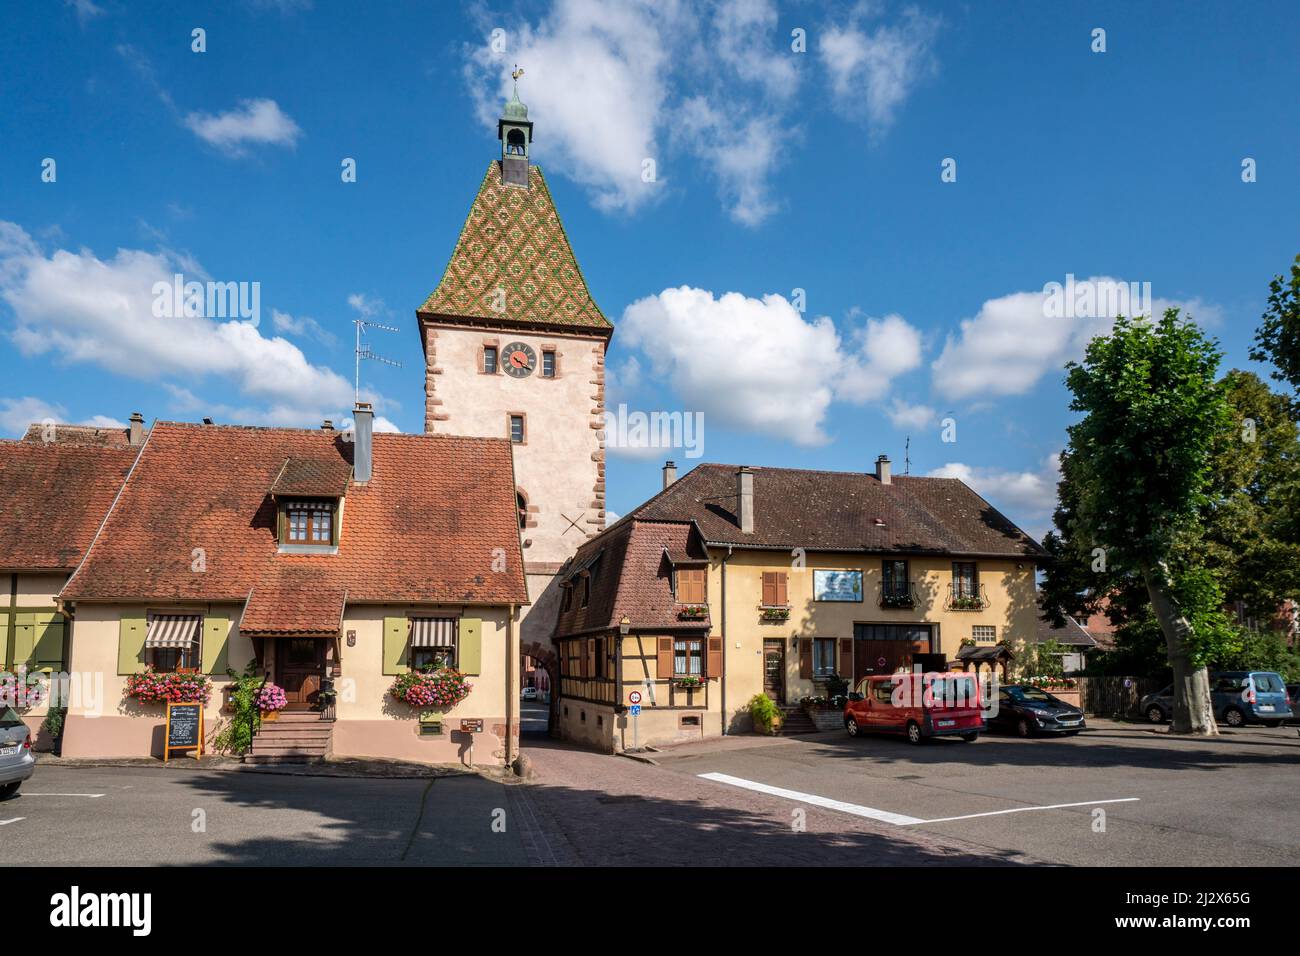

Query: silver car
[0,706,36,799]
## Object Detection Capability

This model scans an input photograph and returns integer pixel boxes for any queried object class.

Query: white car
[0,706,36,799]
[521,686,539,701]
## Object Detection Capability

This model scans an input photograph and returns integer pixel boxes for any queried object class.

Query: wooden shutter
[838,638,853,676]
[458,618,482,675]
[775,573,788,607]
[12,613,36,668]
[678,568,705,604]
[762,572,777,607]
[0,618,8,669]
[706,637,723,678]
[117,614,147,674]
[202,614,230,675]
[656,637,674,679]
[382,616,409,675]
[798,638,812,679]
[32,612,65,669]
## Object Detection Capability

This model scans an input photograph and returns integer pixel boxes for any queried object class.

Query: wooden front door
[278,638,325,709]
[763,639,786,704]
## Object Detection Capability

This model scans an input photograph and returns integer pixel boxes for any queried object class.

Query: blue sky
[2,0,1297,539]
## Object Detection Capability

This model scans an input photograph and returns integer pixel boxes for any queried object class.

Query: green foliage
[1017,639,1066,680]
[40,706,67,739]
[748,693,780,734]
[212,662,262,756]
[1250,253,1300,408]
[1215,629,1300,682]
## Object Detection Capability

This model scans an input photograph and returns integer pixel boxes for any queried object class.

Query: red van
[843,672,985,744]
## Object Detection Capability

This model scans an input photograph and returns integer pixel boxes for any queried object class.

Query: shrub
[748,693,780,734]
[254,683,288,712]
[212,663,262,756]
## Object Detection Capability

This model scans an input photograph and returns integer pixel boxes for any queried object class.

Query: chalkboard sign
[164,701,203,762]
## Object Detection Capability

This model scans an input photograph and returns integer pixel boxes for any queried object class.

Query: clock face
[502,341,536,378]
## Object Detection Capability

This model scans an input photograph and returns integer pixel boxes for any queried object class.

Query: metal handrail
[877,581,919,609]
[945,582,989,611]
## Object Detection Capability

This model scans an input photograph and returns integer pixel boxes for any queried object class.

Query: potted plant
[748,692,782,735]
[389,667,473,709]
[760,605,791,622]
[677,604,708,620]
[254,682,288,720]
[674,675,703,690]
[125,669,213,704]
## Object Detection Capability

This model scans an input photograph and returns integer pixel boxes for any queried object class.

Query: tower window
[506,128,526,155]
[517,491,528,529]
[541,350,556,378]
[483,346,498,374]
[509,414,525,444]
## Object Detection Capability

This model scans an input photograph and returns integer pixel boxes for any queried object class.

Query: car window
[0,706,23,728]
[1158,686,1172,697]
[1251,673,1283,693]
[873,682,894,704]
[1009,686,1053,703]
[1213,676,1246,692]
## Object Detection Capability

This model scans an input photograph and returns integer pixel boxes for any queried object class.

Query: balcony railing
[945,583,989,611]
[877,582,919,610]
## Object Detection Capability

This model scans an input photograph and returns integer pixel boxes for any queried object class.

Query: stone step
[255,724,333,735]
[244,753,328,765]
[250,742,330,756]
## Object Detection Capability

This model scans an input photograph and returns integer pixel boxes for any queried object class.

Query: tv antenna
[904,435,911,476]
[354,318,402,403]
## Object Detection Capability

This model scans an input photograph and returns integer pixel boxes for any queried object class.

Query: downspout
[720,545,732,736]
[506,604,517,770]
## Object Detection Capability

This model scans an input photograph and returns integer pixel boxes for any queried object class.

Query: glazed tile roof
[0,441,137,571]
[555,519,711,638]
[270,455,353,497]
[62,423,530,622]
[418,161,612,332]
[631,464,1047,558]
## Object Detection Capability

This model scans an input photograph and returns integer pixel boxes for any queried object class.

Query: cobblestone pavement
[514,737,1034,866]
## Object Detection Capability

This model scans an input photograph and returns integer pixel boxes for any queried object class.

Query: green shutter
[0,618,9,669]
[458,617,482,675]
[13,613,36,669]
[117,614,147,674]
[32,612,65,669]
[382,616,409,675]
[202,614,229,675]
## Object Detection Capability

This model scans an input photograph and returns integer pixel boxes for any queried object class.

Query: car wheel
[1223,707,1246,728]
[906,721,924,745]
[1016,718,1033,738]
[845,716,860,738]
[1146,705,1166,724]
[0,782,20,800]
[959,732,979,742]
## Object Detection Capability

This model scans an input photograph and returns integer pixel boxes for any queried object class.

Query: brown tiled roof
[631,464,1047,558]
[0,441,136,571]
[242,576,347,636]
[417,162,612,333]
[62,424,530,622]
[21,423,142,448]
[555,520,712,638]
[271,456,352,497]
[1036,613,1098,648]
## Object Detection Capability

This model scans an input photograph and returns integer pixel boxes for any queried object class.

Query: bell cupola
[498,66,534,188]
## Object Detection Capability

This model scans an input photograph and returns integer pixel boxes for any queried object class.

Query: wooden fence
[1079,676,1164,718]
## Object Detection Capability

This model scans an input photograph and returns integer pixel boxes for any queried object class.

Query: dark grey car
[1139,671,1293,727]
[0,706,36,798]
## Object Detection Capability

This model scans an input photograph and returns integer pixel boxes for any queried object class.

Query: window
[813,637,837,678]
[516,492,528,530]
[509,414,525,444]
[286,501,333,545]
[409,618,457,671]
[483,346,498,374]
[676,567,707,604]
[972,625,997,643]
[873,681,894,704]
[674,639,703,676]
[952,562,978,598]
[147,643,200,672]
[761,571,788,607]
[580,575,591,608]
[882,560,909,598]
[560,583,573,612]
[144,614,203,672]
[541,350,556,378]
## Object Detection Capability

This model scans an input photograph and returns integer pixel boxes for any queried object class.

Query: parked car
[0,706,36,799]
[1139,671,1293,727]
[520,686,538,701]
[988,684,1086,737]
[843,673,984,744]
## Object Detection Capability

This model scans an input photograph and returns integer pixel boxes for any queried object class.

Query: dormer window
[287,501,333,544]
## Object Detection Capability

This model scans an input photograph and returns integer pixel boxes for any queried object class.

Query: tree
[1249,253,1300,410]
[1061,310,1230,734]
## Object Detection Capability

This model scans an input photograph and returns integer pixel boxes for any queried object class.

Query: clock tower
[417,76,612,645]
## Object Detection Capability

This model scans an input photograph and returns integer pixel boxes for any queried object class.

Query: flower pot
[260,709,279,722]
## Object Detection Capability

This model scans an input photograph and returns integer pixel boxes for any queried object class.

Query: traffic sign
[629,704,642,716]
[629,691,642,704]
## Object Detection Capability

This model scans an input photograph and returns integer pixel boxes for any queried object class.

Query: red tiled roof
[0,441,137,571]
[62,424,530,624]
[632,464,1046,558]
[270,456,353,497]
[242,576,347,636]
[21,423,141,448]
[555,519,711,638]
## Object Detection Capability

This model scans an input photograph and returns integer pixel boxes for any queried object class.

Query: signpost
[163,701,203,763]
[460,718,483,766]
[628,691,643,750]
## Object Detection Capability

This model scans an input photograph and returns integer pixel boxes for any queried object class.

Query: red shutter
[580,639,589,678]
[707,637,723,678]
[838,638,853,676]
[657,637,675,679]
[761,572,776,607]
[799,639,812,679]
[776,573,788,607]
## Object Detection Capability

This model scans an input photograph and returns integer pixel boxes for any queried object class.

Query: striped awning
[144,614,201,648]
[410,617,457,648]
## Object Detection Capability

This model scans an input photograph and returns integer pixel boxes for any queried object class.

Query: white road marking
[697,772,925,825]
[21,792,105,798]
[0,817,24,825]
[903,797,1140,825]
[697,772,1139,827]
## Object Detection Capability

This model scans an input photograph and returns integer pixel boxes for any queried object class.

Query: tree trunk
[1141,562,1218,735]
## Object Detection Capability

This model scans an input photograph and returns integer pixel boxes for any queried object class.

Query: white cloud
[81,414,128,429]
[66,0,104,25]
[619,286,923,445]
[885,398,936,430]
[928,453,1061,537]
[272,308,336,346]
[183,98,302,155]
[347,293,386,318]
[930,277,1220,401]
[819,6,940,131]
[0,222,377,429]
[0,397,64,437]
[675,97,786,226]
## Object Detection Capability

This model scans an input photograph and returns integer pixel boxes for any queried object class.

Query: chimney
[875,454,892,485]
[129,412,144,446]
[736,467,754,534]
[321,419,334,432]
[353,403,374,483]
[662,460,677,489]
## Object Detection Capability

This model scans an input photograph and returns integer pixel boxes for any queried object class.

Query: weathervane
[512,65,524,83]
[353,317,402,403]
